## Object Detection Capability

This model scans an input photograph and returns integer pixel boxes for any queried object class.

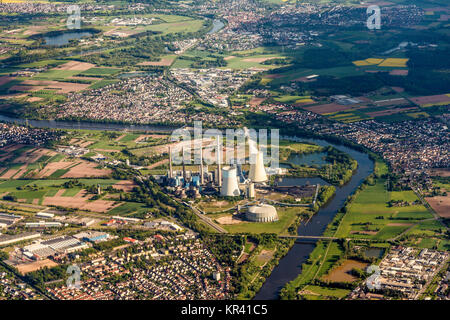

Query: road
[182,201,228,234]
[415,258,449,299]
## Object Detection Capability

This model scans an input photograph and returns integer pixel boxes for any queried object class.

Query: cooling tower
[221,166,240,197]
[249,151,268,183]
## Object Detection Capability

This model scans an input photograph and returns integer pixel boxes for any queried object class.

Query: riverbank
[254,136,375,300]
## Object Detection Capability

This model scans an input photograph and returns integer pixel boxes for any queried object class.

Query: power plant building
[247,204,278,223]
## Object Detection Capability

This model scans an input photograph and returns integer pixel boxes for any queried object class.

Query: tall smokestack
[168,146,173,179]
[217,136,222,187]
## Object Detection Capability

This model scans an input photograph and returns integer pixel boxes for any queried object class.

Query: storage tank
[247,204,278,222]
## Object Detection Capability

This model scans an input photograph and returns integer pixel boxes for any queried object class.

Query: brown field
[0,144,25,162]
[114,133,126,141]
[79,141,94,148]
[93,148,119,153]
[0,144,24,153]
[134,134,163,143]
[104,28,138,37]
[387,223,413,227]
[112,180,138,192]
[322,259,369,283]
[69,76,103,81]
[249,97,266,106]
[0,76,14,86]
[389,69,409,76]
[255,249,275,267]
[13,148,56,164]
[373,98,409,106]
[0,93,29,100]
[428,168,450,177]
[16,259,59,275]
[43,189,120,213]
[391,86,405,93]
[350,230,378,235]
[61,162,112,178]
[265,74,283,79]
[147,159,168,170]
[224,56,236,61]
[13,164,28,179]
[294,76,318,83]
[19,80,90,93]
[304,103,359,115]
[34,161,75,178]
[27,97,44,102]
[366,107,417,117]
[138,57,175,66]
[242,57,281,63]
[426,196,450,218]
[22,26,46,36]
[216,215,243,225]
[410,94,450,106]
[54,61,96,71]
[0,168,20,179]
[8,85,45,92]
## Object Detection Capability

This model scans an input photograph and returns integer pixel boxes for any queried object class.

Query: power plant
[162,136,275,201]
[156,136,291,224]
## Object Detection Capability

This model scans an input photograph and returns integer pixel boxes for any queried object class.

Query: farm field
[0,147,112,180]
[145,19,205,35]
[321,259,369,283]
[0,178,121,204]
[334,179,434,240]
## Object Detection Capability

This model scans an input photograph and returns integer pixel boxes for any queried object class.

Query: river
[208,19,225,34]
[254,136,374,300]
[0,114,175,132]
[0,115,374,299]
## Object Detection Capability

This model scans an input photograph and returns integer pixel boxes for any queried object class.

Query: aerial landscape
[0,0,448,306]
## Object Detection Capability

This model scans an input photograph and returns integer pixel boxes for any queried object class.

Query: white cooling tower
[221,166,240,197]
[249,151,268,183]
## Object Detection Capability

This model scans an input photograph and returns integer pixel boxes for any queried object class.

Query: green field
[334,179,433,240]
[145,19,205,35]
[80,68,121,76]
[107,202,149,216]
[304,285,351,299]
